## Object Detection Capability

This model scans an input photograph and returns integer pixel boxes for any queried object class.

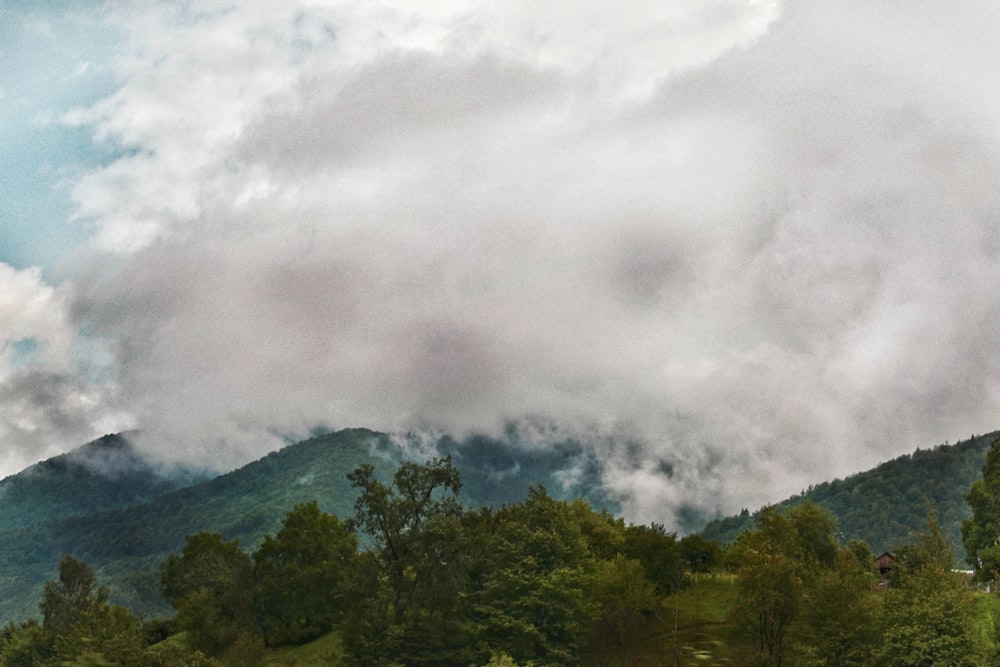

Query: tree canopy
[9,450,1000,666]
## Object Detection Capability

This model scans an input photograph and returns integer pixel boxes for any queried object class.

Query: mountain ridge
[0,432,213,533]
[699,431,999,561]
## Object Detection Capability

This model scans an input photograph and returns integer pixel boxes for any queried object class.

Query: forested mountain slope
[0,428,619,622]
[7,424,988,623]
[0,429,402,621]
[700,432,998,559]
[0,433,211,532]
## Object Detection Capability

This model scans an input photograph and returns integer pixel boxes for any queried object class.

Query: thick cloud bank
[4,0,1000,526]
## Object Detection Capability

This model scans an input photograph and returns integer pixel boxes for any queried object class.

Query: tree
[735,536,802,666]
[963,437,1000,579]
[347,457,465,603]
[569,500,625,560]
[845,538,873,571]
[52,602,146,667]
[729,503,839,667]
[786,502,838,568]
[0,620,48,667]
[876,513,979,667]
[467,487,599,666]
[679,534,720,574]
[796,549,878,667]
[253,500,357,646]
[160,533,254,656]
[41,555,108,630]
[589,554,657,664]
[27,557,147,666]
[622,523,686,595]
[344,457,470,665]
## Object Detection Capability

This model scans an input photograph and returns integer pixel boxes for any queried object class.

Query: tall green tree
[622,523,685,595]
[160,533,255,656]
[795,549,878,667]
[51,602,146,667]
[729,502,839,667]
[0,620,48,667]
[344,456,470,666]
[41,555,107,630]
[253,501,357,646]
[679,534,720,573]
[467,487,599,666]
[7,556,147,667]
[588,554,657,664]
[963,437,1000,579]
[876,513,979,667]
[786,502,839,568]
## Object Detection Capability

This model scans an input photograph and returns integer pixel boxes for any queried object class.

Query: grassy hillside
[700,432,998,559]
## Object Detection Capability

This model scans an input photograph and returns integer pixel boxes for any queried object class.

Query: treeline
[0,457,716,666]
[8,442,1000,666]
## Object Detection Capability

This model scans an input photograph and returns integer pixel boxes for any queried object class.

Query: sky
[3,0,1000,528]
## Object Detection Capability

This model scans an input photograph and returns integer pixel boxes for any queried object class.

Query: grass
[973,592,1000,660]
[577,574,758,666]
[263,632,344,667]
[654,574,756,667]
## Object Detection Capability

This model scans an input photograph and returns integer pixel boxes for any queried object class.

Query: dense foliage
[2,428,992,624]
[0,457,697,666]
[7,453,1000,666]
[963,437,1000,579]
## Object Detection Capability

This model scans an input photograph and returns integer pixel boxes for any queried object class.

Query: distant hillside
[0,433,211,532]
[700,432,998,561]
[440,432,619,511]
[0,428,620,622]
[0,429,402,621]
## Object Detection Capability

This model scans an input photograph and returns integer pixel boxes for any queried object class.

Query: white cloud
[0,264,128,473]
[45,0,1000,525]
[0,264,73,372]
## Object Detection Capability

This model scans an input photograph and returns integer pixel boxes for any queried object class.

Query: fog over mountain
[3,0,1000,527]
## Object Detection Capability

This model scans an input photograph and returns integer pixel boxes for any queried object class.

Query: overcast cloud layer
[3,0,1000,526]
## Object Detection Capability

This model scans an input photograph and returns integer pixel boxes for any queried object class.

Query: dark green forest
[7,442,1000,666]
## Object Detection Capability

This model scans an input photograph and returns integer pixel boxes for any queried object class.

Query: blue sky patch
[0,1,119,274]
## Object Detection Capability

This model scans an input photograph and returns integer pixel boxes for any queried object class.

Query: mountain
[6,425,990,624]
[0,428,619,622]
[0,433,212,531]
[699,432,998,562]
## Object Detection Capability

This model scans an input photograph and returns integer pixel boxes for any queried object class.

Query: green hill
[0,428,620,622]
[5,425,993,624]
[0,433,211,532]
[700,432,998,560]
[0,429,401,621]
